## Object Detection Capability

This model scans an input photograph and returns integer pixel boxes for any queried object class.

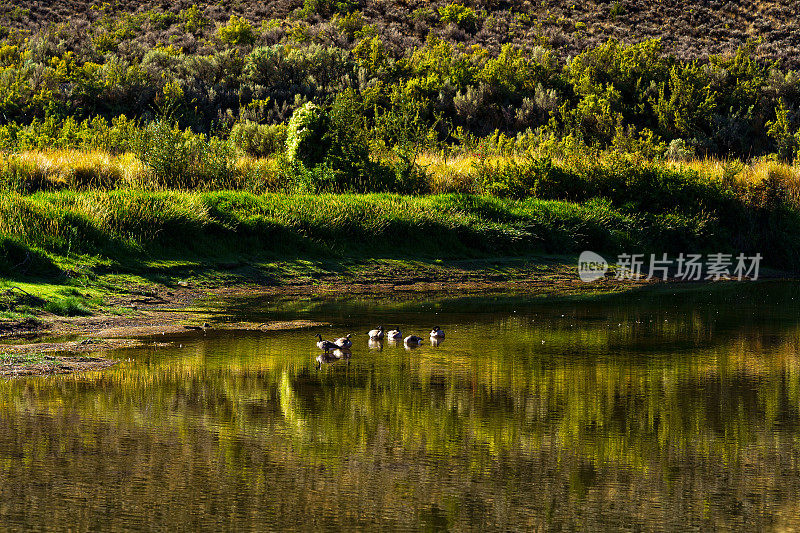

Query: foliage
[230,121,287,157]
[217,15,256,46]
[438,4,478,32]
[180,4,209,34]
[285,102,329,167]
[0,9,796,162]
[132,120,236,189]
[766,100,799,163]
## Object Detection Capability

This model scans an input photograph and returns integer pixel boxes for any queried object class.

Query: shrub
[476,157,578,199]
[766,101,799,163]
[665,138,694,162]
[230,121,287,157]
[180,5,209,34]
[438,4,478,32]
[132,121,236,189]
[609,2,626,20]
[285,103,330,167]
[217,16,256,46]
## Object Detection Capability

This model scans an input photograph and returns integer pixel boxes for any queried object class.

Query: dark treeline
[2,2,800,160]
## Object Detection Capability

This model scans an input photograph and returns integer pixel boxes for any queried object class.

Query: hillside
[3,0,800,65]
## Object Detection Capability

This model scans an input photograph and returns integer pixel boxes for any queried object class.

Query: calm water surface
[3,283,800,530]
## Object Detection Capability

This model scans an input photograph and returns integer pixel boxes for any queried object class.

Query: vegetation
[3,3,800,319]
[0,352,62,370]
[1,6,800,160]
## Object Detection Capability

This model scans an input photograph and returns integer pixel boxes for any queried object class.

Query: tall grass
[0,191,635,261]
[6,148,800,206]
[0,151,143,192]
[1,186,799,280]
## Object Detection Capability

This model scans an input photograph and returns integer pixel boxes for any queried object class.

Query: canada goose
[316,334,338,352]
[404,335,424,345]
[430,326,445,339]
[386,328,402,341]
[334,333,353,348]
[368,326,384,339]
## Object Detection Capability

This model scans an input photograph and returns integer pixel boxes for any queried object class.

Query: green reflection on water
[2,282,800,530]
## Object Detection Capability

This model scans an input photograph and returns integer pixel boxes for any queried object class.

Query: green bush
[476,157,577,200]
[285,103,330,167]
[665,138,694,162]
[230,121,287,157]
[217,15,256,46]
[438,3,478,32]
[180,5,209,34]
[766,101,799,163]
[0,115,141,153]
[132,121,237,189]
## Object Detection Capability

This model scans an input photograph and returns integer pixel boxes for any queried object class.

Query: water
[2,282,800,530]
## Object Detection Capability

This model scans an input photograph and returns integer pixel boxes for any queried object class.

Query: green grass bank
[1,178,799,321]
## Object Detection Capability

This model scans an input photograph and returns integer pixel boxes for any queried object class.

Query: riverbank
[0,256,646,337]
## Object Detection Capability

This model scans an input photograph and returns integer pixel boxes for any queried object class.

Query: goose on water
[334,333,353,349]
[316,334,339,352]
[430,326,445,339]
[404,335,424,345]
[368,326,384,339]
[386,328,402,341]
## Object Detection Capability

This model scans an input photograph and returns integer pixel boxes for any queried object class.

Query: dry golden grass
[6,148,800,206]
[0,149,288,192]
[677,157,800,205]
[417,153,537,194]
[234,156,285,192]
[0,150,146,190]
[678,157,800,184]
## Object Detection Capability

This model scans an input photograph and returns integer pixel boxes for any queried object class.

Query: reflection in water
[2,282,800,529]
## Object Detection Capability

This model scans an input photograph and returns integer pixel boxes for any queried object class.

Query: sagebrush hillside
[4,0,800,64]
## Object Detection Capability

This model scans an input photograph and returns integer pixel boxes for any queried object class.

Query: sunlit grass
[7,148,800,205]
[0,150,145,190]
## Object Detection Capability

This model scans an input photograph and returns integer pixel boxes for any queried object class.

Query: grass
[0,159,796,267]
[7,148,800,201]
[0,280,103,318]
[2,148,800,321]
[0,190,638,259]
